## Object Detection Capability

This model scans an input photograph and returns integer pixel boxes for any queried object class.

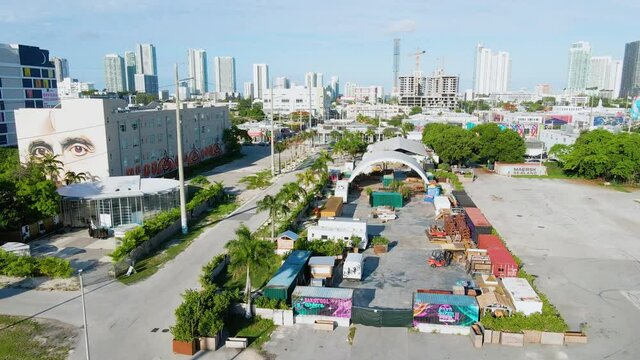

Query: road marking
[621,290,640,311]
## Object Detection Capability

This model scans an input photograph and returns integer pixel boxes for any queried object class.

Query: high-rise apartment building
[188,49,208,95]
[317,73,324,88]
[620,40,640,98]
[52,57,69,82]
[134,74,159,95]
[588,56,612,90]
[344,82,357,98]
[425,69,459,110]
[0,44,59,146]
[610,60,623,98]
[305,72,317,88]
[473,44,511,95]
[214,56,236,93]
[104,54,126,93]
[275,77,290,89]
[243,82,253,99]
[566,41,591,92]
[124,51,136,92]
[252,64,269,99]
[329,76,339,100]
[135,43,158,76]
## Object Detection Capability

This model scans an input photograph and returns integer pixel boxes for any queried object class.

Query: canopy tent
[348,150,429,185]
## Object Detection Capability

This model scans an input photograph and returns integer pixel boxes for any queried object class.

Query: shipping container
[487,247,518,278]
[320,197,343,217]
[451,190,476,208]
[464,207,493,244]
[371,191,403,208]
[292,286,354,318]
[413,292,479,326]
[264,250,312,301]
[477,234,505,251]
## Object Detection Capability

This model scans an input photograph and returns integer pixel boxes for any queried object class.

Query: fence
[350,306,413,327]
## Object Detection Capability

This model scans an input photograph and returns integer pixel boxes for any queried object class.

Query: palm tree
[296,169,317,189]
[224,225,274,318]
[274,141,287,173]
[383,128,396,140]
[317,150,333,168]
[38,153,64,181]
[256,194,290,241]
[279,182,307,204]
[63,171,88,185]
[365,128,376,143]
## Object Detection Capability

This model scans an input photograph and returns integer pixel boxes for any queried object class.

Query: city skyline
[3,0,639,94]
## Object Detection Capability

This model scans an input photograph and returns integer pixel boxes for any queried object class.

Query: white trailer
[343,253,364,281]
[501,277,543,316]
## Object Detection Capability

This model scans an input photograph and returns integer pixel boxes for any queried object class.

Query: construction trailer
[263,250,312,301]
[320,196,343,218]
[307,217,369,249]
[500,277,543,315]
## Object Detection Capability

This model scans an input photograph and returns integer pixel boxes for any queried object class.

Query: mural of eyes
[61,137,95,158]
[28,140,54,158]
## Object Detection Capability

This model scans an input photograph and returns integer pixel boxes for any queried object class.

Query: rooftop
[58,176,179,200]
[367,137,429,157]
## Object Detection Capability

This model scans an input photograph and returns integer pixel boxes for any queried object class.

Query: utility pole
[308,85,313,149]
[270,87,276,176]
[175,64,188,234]
[79,269,90,360]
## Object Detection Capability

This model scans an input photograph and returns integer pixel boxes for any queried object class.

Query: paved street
[0,145,314,360]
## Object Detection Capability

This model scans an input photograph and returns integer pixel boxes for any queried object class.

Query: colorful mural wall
[292,295,352,318]
[124,143,222,177]
[413,294,479,327]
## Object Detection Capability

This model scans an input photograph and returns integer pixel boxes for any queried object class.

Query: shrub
[254,295,289,309]
[2,254,37,277]
[294,238,346,256]
[171,287,238,341]
[171,289,200,342]
[371,236,389,246]
[190,175,210,186]
[110,226,148,261]
[0,250,72,278]
[199,254,227,288]
[37,256,73,278]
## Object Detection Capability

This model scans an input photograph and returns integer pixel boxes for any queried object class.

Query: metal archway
[348,151,429,185]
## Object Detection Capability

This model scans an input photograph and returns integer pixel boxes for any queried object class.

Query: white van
[343,253,364,281]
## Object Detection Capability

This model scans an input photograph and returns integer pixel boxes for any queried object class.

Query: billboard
[593,113,625,127]
[544,114,572,126]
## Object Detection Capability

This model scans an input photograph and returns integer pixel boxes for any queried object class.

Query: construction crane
[408,49,426,73]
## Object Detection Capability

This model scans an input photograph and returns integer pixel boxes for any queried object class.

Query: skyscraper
[473,44,511,95]
[252,64,269,99]
[52,57,69,82]
[566,41,591,92]
[588,56,612,90]
[188,49,208,94]
[135,43,157,76]
[610,60,623,98]
[214,56,236,93]
[275,77,290,89]
[0,44,58,146]
[124,51,136,92]
[305,72,317,88]
[243,82,253,99]
[330,76,340,100]
[104,54,126,93]
[620,40,640,98]
[317,73,324,88]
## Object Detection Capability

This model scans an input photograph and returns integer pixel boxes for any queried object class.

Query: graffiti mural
[292,296,352,318]
[413,294,479,327]
[125,143,223,178]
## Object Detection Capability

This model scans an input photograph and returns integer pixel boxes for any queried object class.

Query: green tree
[333,131,367,159]
[471,123,525,163]
[274,141,287,173]
[135,93,158,105]
[409,106,422,115]
[256,194,290,240]
[296,169,317,188]
[37,153,64,181]
[224,225,275,317]
[382,128,396,140]
[63,171,87,185]
[422,124,476,165]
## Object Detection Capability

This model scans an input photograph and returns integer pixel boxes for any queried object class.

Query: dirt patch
[0,315,79,360]
[0,275,79,291]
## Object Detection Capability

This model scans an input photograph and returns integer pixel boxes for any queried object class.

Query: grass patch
[239,169,273,190]
[119,198,239,285]
[347,326,356,345]
[0,315,76,360]
[226,315,276,350]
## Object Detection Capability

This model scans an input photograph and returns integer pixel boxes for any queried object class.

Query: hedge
[199,254,227,288]
[0,250,73,278]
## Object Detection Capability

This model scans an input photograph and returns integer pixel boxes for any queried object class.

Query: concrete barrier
[540,332,565,345]
[500,332,524,347]
[225,337,247,349]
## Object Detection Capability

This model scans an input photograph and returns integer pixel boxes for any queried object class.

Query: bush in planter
[171,289,201,343]
[371,236,390,246]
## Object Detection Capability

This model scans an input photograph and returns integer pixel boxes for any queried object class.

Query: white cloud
[387,19,417,33]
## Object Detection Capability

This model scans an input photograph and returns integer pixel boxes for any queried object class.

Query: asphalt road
[0,146,313,360]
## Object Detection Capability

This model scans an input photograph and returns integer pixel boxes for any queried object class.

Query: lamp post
[79,269,90,360]
[174,64,191,234]
[270,87,275,176]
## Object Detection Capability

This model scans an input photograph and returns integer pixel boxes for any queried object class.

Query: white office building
[243,82,253,99]
[15,98,230,180]
[104,54,126,93]
[353,86,384,104]
[124,51,136,92]
[344,82,357,98]
[187,49,208,94]
[317,73,324,88]
[136,43,158,76]
[566,41,591,92]
[262,86,329,118]
[52,57,69,82]
[609,60,623,98]
[305,72,318,88]
[214,56,236,93]
[134,74,159,95]
[275,76,290,89]
[588,56,612,90]
[57,78,95,98]
[0,44,59,146]
[474,44,511,95]
[252,64,269,99]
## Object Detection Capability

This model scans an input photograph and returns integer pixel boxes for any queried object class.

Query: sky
[2,0,639,94]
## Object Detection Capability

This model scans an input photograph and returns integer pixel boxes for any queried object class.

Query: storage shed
[320,197,343,218]
[501,277,543,315]
[413,293,479,328]
[263,250,311,301]
[464,207,493,244]
[487,247,518,278]
[292,286,354,327]
[276,230,300,255]
[308,256,335,279]
[371,191,403,208]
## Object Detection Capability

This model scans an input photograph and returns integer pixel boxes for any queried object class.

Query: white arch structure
[348,150,429,185]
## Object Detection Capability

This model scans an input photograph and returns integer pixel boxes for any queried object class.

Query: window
[0,135,6,145]
[22,79,32,88]
[157,133,163,142]
[121,139,128,149]
[35,100,43,108]
[133,138,139,147]
[131,121,138,130]
[23,68,31,77]
[281,99,290,103]
[0,101,3,111]
[31,68,41,78]
[120,124,126,132]
[201,126,206,133]
[43,79,49,88]
[296,99,303,103]
[25,100,35,108]
[0,124,7,133]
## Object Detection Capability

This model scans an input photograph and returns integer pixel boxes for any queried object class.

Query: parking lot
[332,178,470,309]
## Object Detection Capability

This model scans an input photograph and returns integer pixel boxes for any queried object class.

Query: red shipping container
[478,234,505,250]
[464,207,491,227]
[487,247,518,278]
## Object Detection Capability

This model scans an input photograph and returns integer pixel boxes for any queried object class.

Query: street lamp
[78,269,90,360]
[174,65,195,235]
